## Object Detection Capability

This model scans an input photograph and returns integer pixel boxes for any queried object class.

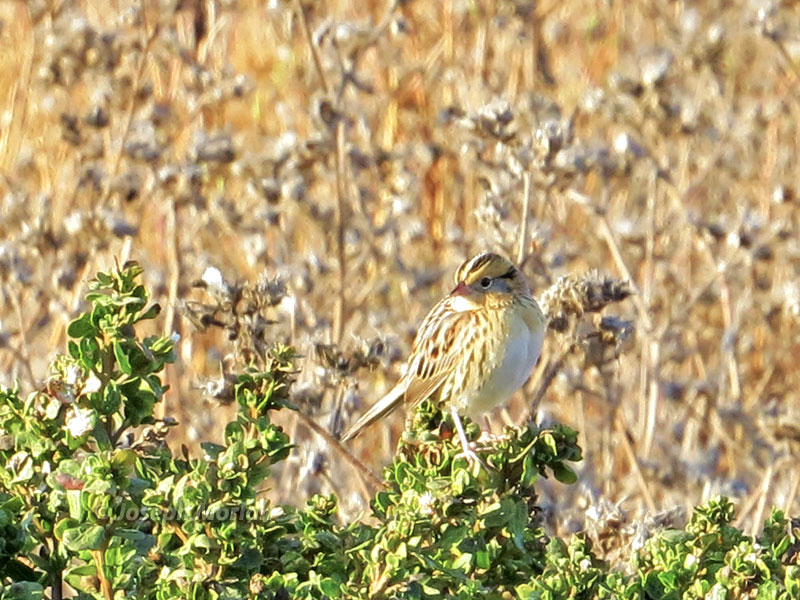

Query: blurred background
[1,0,799,544]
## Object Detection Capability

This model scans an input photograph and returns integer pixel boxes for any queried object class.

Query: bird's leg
[450,405,487,470]
[476,414,501,446]
[482,414,492,430]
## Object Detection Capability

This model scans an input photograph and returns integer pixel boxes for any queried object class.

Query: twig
[293,0,346,345]
[734,480,763,530]
[159,198,181,420]
[615,412,657,514]
[642,168,657,393]
[293,0,330,95]
[45,258,95,355]
[8,288,36,387]
[784,466,800,516]
[293,409,385,492]
[643,168,657,301]
[598,202,659,456]
[40,540,63,600]
[566,189,653,331]
[0,341,36,385]
[51,568,62,600]
[734,459,780,531]
[516,170,532,266]
[163,199,180,340]
[657,259,736,342]
[91,543,114,600]
[642,339,660,457]
[0,16,34,173]
[751,463,775,537]
[98,7,159,209]
[597,216,653,332]
[570,192,661,455]
[768,34,800,89]
[332,119,347,344]
[522,346,570,425]
[717,275,742,401]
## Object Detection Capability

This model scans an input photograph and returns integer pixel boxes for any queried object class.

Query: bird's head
[449,252,529,309]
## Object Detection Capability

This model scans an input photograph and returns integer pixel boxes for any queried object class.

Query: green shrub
[0,264,798,599]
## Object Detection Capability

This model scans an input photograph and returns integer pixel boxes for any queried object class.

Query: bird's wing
[339,383,405,442]
[402,305,476,407]
[340,300,477,442]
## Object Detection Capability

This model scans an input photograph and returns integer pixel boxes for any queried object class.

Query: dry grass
[2,0,800,541]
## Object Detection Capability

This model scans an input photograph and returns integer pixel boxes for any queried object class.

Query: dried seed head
[582,316,635,370]
[474,99,516,141]
[194,134,235,164]
[254,274,287,307]
[640,48,673,88]
[197,373,237,405]
[539,271,632,331]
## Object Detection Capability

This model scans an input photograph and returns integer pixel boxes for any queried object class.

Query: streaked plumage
[341,253,545,446]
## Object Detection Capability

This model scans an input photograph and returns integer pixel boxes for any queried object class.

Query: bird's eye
[479,277,492,289]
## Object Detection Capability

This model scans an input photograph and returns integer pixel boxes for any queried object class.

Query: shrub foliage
[1,264,798,599]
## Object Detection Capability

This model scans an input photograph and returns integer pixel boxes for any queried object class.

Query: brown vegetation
[1,0,799,540]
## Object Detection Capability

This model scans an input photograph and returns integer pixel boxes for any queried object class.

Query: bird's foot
[475,430,510,447]
[449,406,491,471]
[454,442,490,472]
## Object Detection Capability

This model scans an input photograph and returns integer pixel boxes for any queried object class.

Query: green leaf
[508,498,528,550]
[8,452,34,484]
[542,432,558,455]
[66,489,83,520]
[54,517,79,540]
[63,564,99,594]
[95,271,113,287]
[96,380,122,415]
[120,377,157,426]
[116,529,156,556]
[553,463,578,485]
[67,314,95,339]
[78,336,100,371]
[482,501,507,527]
[643,572,666,598]
[2,559,38,584]
[62,523,105,551]
[138,303,161,321]
[191,534,214,550]
[476,549,491,570]
[521,452,539,487]
[0,581,45,599]
[114,341,133,375]
[91,421,112,451]
[319,578,341,597]
[112,449,137,468]
[233,548,263,570]
[658,570,677,590]
[200,442,226,460]
[786,566,800,597]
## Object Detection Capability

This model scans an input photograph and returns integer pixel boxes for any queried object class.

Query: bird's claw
[454,444,490,471]
[475,430,510,446]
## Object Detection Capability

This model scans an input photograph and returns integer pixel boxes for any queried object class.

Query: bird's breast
[461,310,543,417]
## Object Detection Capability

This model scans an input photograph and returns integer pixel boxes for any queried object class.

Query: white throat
[449,295,478,313]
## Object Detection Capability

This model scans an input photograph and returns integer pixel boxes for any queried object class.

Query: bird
[340,252,546,463]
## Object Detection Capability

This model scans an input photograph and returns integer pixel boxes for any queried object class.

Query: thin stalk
[516,170,532,266]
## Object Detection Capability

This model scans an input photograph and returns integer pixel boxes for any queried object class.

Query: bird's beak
[450,281,470,296]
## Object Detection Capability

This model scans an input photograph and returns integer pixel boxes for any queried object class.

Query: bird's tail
[340,384,405,442]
